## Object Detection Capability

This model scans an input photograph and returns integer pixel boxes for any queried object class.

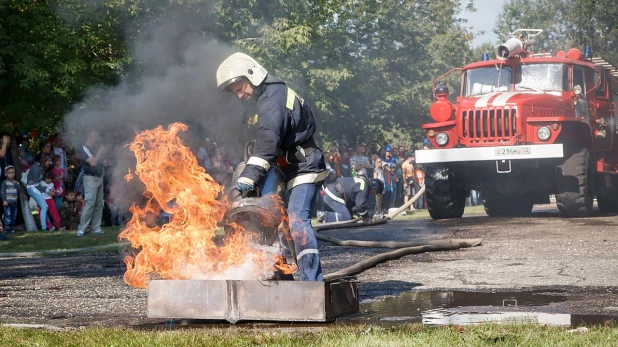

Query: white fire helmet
[216,52,268,92]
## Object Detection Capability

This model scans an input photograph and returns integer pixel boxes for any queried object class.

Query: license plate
[495,147,531,156]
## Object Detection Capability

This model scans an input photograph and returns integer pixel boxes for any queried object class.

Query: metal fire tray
[147,279,358,323]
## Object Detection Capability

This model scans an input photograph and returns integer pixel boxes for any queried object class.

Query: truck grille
[461,108,517,141]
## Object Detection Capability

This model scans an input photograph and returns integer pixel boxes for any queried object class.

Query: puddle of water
[365,290,565,311]
[344,290,617,327]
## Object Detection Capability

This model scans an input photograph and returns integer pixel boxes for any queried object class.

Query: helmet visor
[218,76,244,92]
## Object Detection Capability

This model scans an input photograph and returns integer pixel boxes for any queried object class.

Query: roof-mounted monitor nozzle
[495,29,543,60]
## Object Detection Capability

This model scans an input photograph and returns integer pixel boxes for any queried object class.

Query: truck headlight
[436,132,449,146]
[537,126,551,141]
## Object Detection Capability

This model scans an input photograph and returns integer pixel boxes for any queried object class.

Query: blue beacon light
[481,53,490,61]
[584,45,592,59]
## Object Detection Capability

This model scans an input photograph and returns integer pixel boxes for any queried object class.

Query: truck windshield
[515,64,567,92]
[464,67,511,96]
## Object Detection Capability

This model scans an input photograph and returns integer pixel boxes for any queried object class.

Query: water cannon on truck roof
[495,29,543,60]
[416,29,618,219]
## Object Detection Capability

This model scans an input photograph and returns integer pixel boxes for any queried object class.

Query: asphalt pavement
[322,204,618,291]
[1,203,617,327]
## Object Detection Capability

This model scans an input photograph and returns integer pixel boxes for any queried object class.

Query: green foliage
[9,0,617,150]
[0,0,130,131]
[494,0,618,63]
[222,0,475,148]
[1,0,477,148]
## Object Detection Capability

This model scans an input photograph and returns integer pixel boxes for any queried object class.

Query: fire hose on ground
[313,185,426,232]
[322,240,482,281]
[311,185,483,280]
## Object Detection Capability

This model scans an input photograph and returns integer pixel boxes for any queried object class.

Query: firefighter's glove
[358,210,370,222]
[236,177,256,192]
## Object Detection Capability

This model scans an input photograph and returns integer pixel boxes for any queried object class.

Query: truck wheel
[597,195,618,213]
[555,148,594,217]
[425,165,466,219]
[482,190,533,217]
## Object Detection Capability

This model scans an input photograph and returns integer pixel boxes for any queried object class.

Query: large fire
[119,122,295,288]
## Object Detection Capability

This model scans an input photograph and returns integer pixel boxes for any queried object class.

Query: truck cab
[415,29,618,218]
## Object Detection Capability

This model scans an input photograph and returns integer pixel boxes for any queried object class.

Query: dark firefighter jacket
[325,177,370,216]
[240,74,326,189]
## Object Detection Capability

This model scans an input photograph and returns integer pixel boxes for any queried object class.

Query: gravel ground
[1,204,618,328]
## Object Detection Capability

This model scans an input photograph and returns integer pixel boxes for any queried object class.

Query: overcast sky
[461,0,509,47]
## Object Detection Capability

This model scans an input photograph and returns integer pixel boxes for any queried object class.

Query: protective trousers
[287,182,323,281]
[323,194,352,223]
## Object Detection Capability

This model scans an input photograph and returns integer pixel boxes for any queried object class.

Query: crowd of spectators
[0,127,445,239]
[0,132,121,237]
[0,126,245,238]
[189,135,237,187]
[191,133,431,216]
[323,136,427,215]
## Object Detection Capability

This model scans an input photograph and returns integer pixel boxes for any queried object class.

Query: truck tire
[425,165,466,219]
[555,148,594,217]
[597,195,618,213]
[482,190,533,217]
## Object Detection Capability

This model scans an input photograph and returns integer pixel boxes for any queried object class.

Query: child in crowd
[60,190,81,230]
[1,166,19,233]
[39,172,62,231]
[51,155,65,210]
[75,192,84,211]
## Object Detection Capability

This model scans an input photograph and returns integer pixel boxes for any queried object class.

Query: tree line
[1,0,616,148]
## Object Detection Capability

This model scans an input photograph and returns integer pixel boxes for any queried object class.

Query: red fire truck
[415,29,618,219]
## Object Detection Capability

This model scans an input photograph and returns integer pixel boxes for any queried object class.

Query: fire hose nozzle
[495,37,523,60]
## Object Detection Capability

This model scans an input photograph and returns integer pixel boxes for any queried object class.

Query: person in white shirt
[350,144,371,175]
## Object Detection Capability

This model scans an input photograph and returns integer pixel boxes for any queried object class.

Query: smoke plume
[62,12,245,209]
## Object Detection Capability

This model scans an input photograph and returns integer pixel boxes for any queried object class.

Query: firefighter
[317,169,384,223]
[216,52,327,281]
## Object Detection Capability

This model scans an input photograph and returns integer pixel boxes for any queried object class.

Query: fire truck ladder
[592,57,618,113]
[592,56,618,80]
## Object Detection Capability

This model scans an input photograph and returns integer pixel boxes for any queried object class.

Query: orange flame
[273,205,298,275]
[119,123,294,288]
[274,255,297,275]
[124,168,133,182]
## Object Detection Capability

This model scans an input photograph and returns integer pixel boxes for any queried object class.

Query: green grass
[0,323,616,346]
[0,226,124,254]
